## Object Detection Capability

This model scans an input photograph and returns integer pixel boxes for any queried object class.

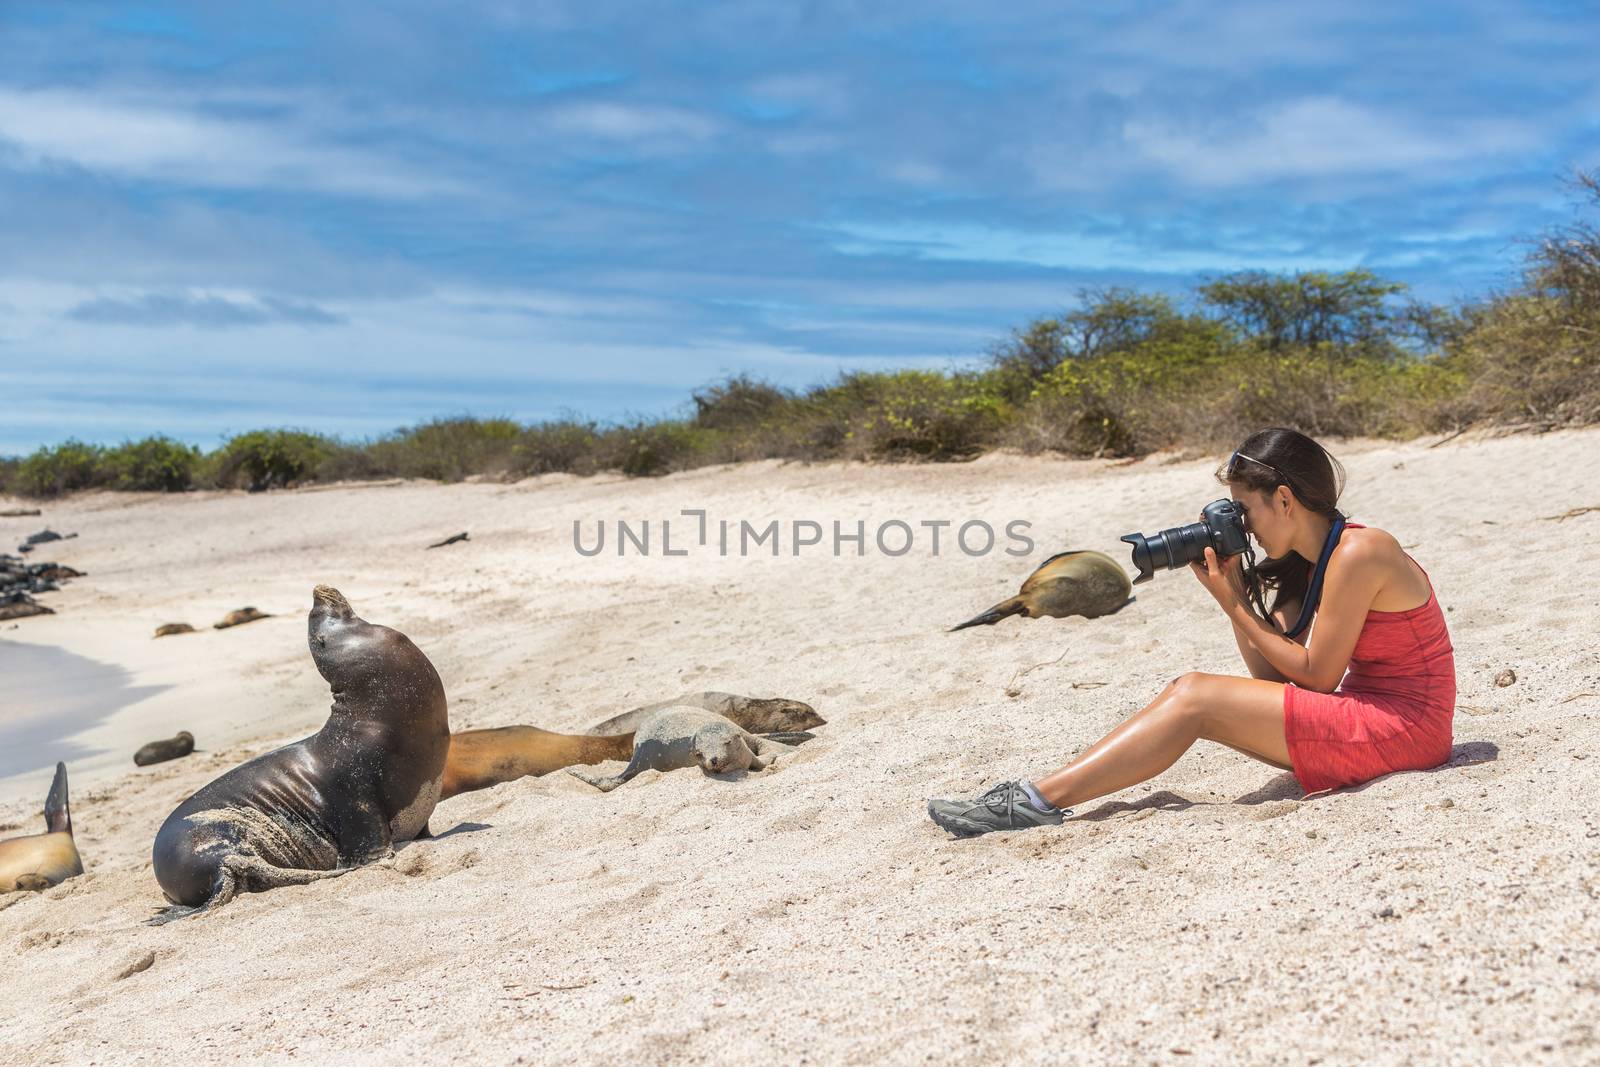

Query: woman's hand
[1190,546,1246,610]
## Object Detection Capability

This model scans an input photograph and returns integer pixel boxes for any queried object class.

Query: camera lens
[1121,521,1212,585]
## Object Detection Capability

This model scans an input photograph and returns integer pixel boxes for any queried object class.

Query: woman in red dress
[927,426,1457,836]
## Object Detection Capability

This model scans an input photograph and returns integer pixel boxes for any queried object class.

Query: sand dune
[2,428,1597,1064]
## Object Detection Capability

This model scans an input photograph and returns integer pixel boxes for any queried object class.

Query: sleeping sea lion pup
[568,706,799,793]
[135,731,195,766]
[950,550,1132,631]
[584,691,824,737]
[149,586,449,920]
[0,763,84,893]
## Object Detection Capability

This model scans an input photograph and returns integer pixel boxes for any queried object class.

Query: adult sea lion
[0,763,84,893]
[214,607,270,629]
[135,731,195,766]
[440,727,632,799]
[584,692,824,737]
[149,586,449,919]
[568,706,799,793]
[950,550,1132,631]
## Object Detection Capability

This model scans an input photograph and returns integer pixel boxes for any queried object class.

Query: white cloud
[543,101,722,144]
[828,220,1363,274]
[0,87,466,199]
[1125,96,1537,187]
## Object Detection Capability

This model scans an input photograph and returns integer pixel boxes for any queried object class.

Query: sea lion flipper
[760,731,816,745]
[566,766,627,792]
[949,596,1028,632]
[146,903,207,926]
[43,762,71,835]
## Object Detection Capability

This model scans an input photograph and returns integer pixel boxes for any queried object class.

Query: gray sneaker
[926,780,1066,838]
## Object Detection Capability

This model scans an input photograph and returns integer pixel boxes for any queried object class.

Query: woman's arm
[1194,536,1385,692]
[1230,600,1307,681]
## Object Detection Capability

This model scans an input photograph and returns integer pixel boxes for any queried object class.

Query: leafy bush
[14,440,104,497]
[206,430,336,491]
[781,370,1004,462]
[101,436,201,491]
[601,421,713,477]
[365,417,522,482]
[511,420,605,476]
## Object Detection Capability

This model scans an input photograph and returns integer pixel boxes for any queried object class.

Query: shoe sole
[926,802,1058,838]
[926,803,1002,838]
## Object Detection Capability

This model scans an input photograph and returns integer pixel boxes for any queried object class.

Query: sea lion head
[307,586,445,723]
[741,697,826,734]
[691,722,753,775]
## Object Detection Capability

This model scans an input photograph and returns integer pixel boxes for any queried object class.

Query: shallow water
[0,640,167,780]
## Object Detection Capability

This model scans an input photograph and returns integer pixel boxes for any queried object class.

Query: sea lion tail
[44,762,71,835]
[949,597,1027,632]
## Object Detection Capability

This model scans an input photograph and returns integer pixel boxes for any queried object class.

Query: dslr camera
[1121,499,1249,585]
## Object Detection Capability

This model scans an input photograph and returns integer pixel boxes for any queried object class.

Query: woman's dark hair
[1214,427,1346,628]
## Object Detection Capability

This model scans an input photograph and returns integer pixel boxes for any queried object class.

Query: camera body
[1121,498,1250,585]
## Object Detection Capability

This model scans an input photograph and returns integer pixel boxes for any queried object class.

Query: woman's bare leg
[1032,672,1292,811]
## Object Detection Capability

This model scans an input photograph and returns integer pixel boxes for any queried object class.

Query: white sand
[1,429,1597,1064]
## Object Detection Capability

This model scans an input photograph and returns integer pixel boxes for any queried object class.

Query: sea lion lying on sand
[434,693,822,798]
[149,587,449,921]
[0,763,84,893]
[951,550,1132,631]
[135,732,195,766]
[214,607,270,629]
[568,706,802,793]
[154,623,196,638]
[585,691,823,736]
[441,728,632,799]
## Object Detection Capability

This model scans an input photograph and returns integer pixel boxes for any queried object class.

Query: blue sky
[2,1,1597,454]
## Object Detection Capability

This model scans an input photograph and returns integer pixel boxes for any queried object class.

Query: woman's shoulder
[1339,523,1402,559]
[1327,524,1406,577]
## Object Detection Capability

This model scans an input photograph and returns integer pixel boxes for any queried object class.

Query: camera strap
[1284,514,1346,638]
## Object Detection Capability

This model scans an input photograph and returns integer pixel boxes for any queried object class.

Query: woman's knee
[1162,672,1214,725]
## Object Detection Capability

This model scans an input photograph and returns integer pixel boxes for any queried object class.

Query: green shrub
[206,430,336,491]
[366,417,522,482]
[314,443,388,484]
[511,420,605,476]
[692,375,792,431]
[14,440,104,497]
[101,436,201,491]
[601,421,713,477]
[782,369,1004,461]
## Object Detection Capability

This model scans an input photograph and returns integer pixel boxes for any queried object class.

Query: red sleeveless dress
[1281,525,1456,792]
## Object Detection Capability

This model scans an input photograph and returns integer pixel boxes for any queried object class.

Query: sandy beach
[1,428,1597,1064]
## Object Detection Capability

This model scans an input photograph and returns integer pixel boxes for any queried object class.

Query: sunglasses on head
[1228,450,1290,486]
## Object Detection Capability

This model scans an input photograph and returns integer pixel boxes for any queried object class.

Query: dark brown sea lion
[0,591,53,620]
[950,550,1132,631]
[149,587,449,920]
[135,732,195,766]
[584,692,824,737]
[440,728,631,799]
[213,607,271,629]
[154,623,197,638]
[0,763,84,893]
